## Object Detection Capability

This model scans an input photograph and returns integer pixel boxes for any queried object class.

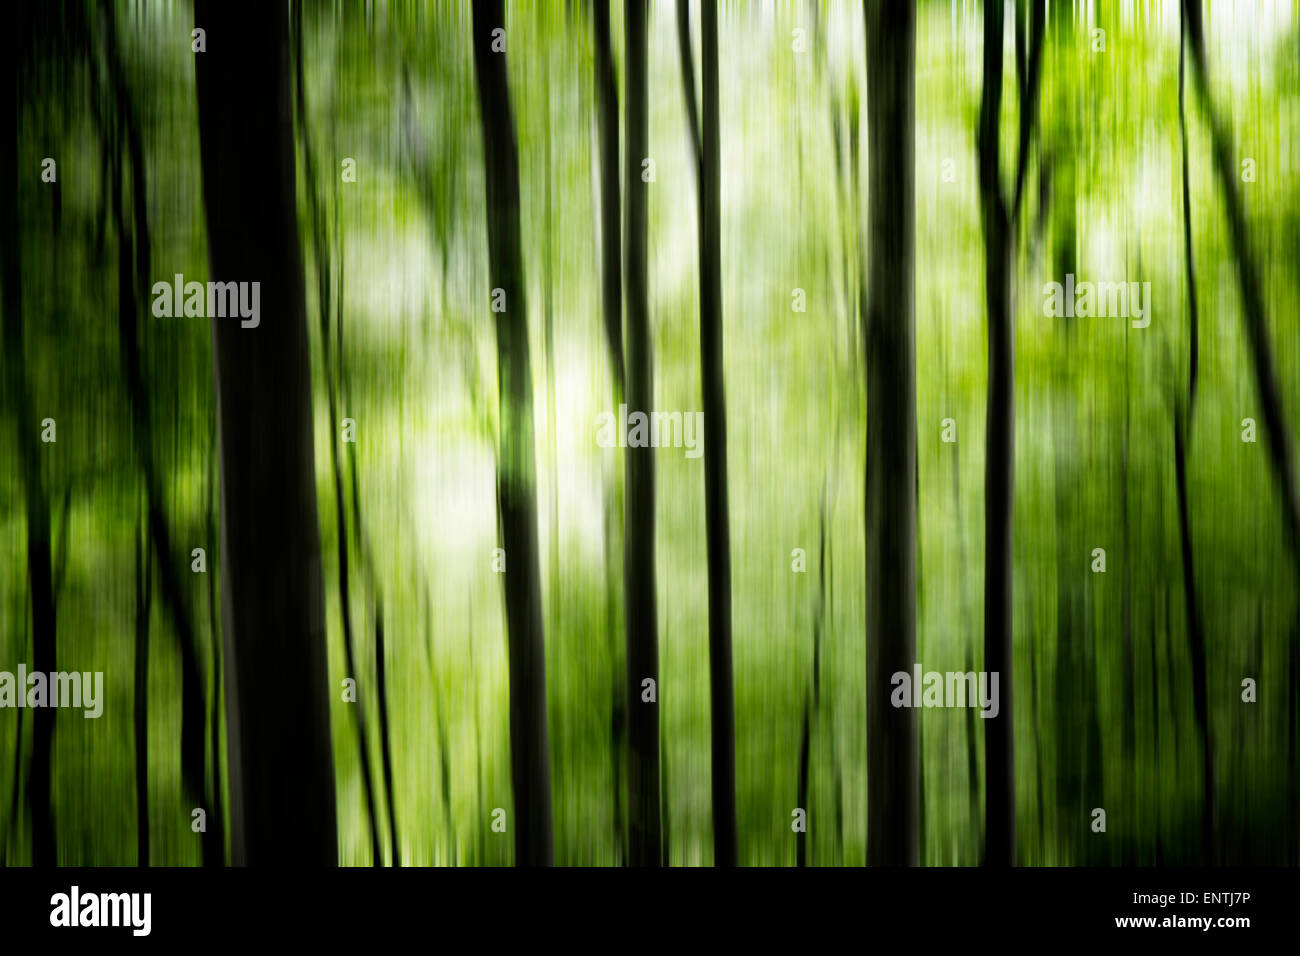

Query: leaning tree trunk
[471,0,554,867]
[863,0,918,867]
[194,0,338,866]
[623,0,663,868]
[1186,0,1300,863]
[1183,1,1300,568]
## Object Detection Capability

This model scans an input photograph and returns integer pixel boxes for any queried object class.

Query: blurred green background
[2,0,1298,865]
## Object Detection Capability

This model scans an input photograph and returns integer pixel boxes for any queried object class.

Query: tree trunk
[374,602,400,864]
[980,189,1017,871]
[976,0,1045,868]
[471,0,555,867]
[194,0,338,866]
[863,0,918,867]
[623,0,662,868]
[676,0,738,869]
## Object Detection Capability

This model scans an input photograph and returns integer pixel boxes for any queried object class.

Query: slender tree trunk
[471,0,554,866]
[676,0,738,868]
[622,0,662,867]
[863,0,918,867]
[979,148,1017,872]
[796,494,828,867]
[698,0,738,869]
[194,0,338,865]
[204,441,225,863]
[374,602,400,865]
[977,0,1044,868]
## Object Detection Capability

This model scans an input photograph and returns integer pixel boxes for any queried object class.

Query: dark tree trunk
[622,0,662,868]
[979,135,1017,873]
[699,0,737,870]
[374,603,400,865]
[863,0,918,867]
[194,0,338,866]
[796,494,828,867]
[676,0,738,868]
[977,0,1045,868]
[204,443,226,862]
[471,0,554,867]
[1,10,57,867]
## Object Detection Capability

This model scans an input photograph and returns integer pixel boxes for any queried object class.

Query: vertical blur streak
[2,1,57,868]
